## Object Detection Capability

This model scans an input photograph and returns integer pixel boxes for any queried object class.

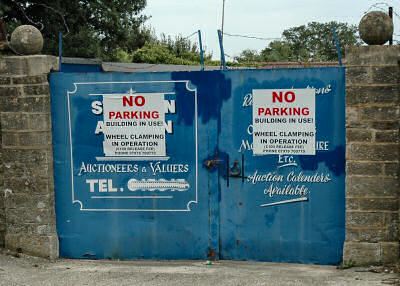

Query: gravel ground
[0,249,398,286]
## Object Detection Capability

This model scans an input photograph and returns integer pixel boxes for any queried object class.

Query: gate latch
[204,157,223,171]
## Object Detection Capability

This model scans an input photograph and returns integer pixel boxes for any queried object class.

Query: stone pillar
[0,55,59,259]
[0,95,4,247]
[343,46,400,265]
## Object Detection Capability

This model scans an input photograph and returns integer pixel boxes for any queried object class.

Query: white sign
[252,88,316,155]
[102,92,166,157]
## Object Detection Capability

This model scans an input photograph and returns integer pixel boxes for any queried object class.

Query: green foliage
[338,259,356,269]
[127,34,216,66]
[130,44,200,65]
[0,0,149,60]
[233,49,263,64]
[282,21,361,61]
[260,41,297,62]
[235,21,362,64]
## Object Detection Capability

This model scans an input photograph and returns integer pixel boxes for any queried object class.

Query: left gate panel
[50,72,211,259]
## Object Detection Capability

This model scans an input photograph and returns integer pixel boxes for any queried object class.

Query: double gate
[50,67,345,264]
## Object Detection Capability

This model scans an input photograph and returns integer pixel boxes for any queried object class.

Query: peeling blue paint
[50,67,345,264]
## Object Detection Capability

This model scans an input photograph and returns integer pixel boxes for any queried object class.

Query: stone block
[346,128,372,142]
[5,207,53,225]
[35,224,57,236]
[0,77,11,85]
[0,96,50,113]
[0,234,4,247]
[347,143,399,161]
[3,177,50,195]
[0,96,19,112]
[2,150,49,178]
[0,113,29,130]
[345,122,370,129]
[0,86,23,97]
[346,176,399,197]
[359,229,388,242]
[346,85,399,105]
[346,198,359,210]
[6,222,55,237]
[360,106,399,121]
[24,55,58,76]
[343,241,381,265]
[29,114,50,131]
[346,66,371,85]
[346,161,383,176]
[4,233,21,250]
[345,46,400,66]
[23,84,49,96]
[19,97,51,113]
[345,228,359,241]
[346,212,385,228]
[359,198,398,211]
[18,131,51,147]
[0,56,58,76]
[0,57,25,75]
[384,163,399,177]
[6,233,59,259]
[2,149,49,165]
[346,106,358,122]
[380,242,399,263]
[12,75,47,85]
[371,121,399,130]
[386,214,400,241]
[1,131,18,147]
[375,130,399,143]
[4,193,51,210]
[385,212,399,224]
[372,66,400,84]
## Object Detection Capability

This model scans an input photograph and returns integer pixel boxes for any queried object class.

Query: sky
[143,0,400,60]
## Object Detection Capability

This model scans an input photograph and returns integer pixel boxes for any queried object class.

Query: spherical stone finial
[10,25,43,55]
[359,11,394,45]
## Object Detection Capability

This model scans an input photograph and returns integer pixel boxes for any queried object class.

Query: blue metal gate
[50,67,345,264]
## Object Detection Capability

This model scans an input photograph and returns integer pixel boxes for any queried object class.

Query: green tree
[260,41,297,62]
[235,21,361,64]
[0,0,149,60]
[129,34,217,65]
[281,21,361,61]
[233,49,263,64]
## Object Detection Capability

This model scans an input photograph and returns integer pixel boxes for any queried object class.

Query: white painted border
[67,80,198,212]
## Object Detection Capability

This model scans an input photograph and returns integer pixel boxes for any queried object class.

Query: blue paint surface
[50,67,345,264]
[61,63,102,72]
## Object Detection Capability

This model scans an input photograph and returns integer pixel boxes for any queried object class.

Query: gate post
[344,46,400,265]
[0,55,59,259]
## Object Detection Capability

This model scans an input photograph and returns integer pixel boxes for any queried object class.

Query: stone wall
[0,50,398,264]
[0,94,3,247]
[0,55,58,259]
[343,46,400,265]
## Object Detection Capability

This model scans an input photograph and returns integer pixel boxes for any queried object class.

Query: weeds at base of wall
[337,259,356,269]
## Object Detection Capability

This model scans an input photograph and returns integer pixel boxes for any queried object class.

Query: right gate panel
[218,68,345,264]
